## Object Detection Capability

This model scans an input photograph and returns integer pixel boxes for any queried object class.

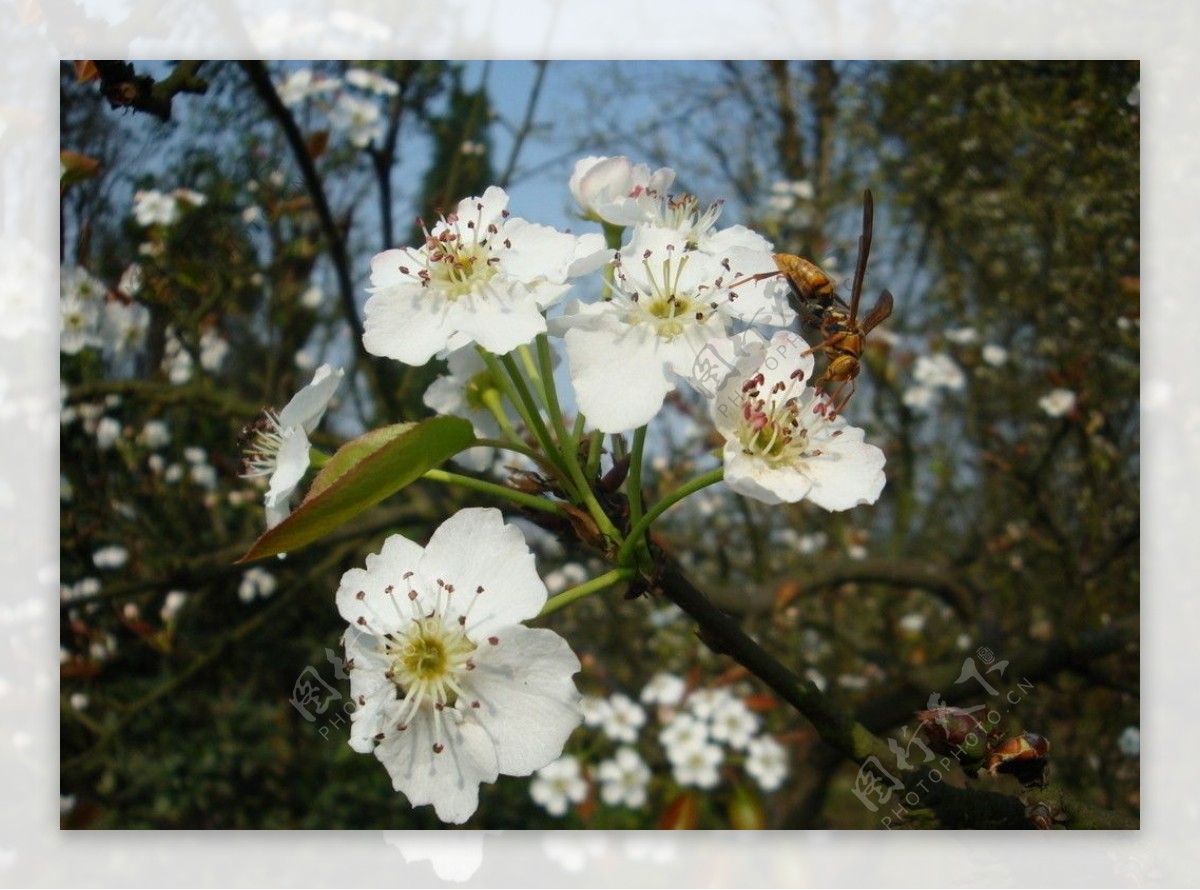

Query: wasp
[774,189,893,415]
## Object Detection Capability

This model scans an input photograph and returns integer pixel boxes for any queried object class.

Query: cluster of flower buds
[917,707,1050,786]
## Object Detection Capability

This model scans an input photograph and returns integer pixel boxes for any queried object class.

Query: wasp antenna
[848,190,874,322]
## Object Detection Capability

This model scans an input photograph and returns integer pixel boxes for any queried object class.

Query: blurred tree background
[59,60,1138,829]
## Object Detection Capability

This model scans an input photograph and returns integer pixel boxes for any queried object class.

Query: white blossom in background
[709,696,760,750]
[659,712,709,759]
[671,741,723,789]
[138,420,170,450]
[596,747,652,809]
[241,363,344,529]
[337,508,583,824]
[117,263,143,297]
[94,416,122,450]
[238,567,277,603]
[345,67,399,96]
[60,266,106,355]
[329,93,383,148]
[133,188,205,227]
[897,612,927,634]
[912,353,966,391]
[133,189,181,226]
[92,546,128,569]
[902,384,937,412]
[569,155,676,226]
[199,329,229,373]
[543,561,588,596]
[102,300,150,359]
[161,591,188,623]
[982,343,1009,367]
[529,754,588,817]
[162,329,194,384]
[686,686,736,722]
[275,68,341,106]
[944,326,978,345]
[580,695,612,729]
[422,345,503,473]
[1038,387,1077,418]
[1117,726,1140,757]
[710,330,886,509]
[300,285,325,309]
[745,735,789,791]
[600,693,646,744]
[640,672,687,708]
[364,186,605,366]
[553,229,791,433]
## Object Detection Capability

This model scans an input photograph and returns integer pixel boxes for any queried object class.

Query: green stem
[617,465,725,566]
[585,430,604,480]
[516,344,548,407]
[422,469,567,516]
[499,353,563,465]
[480,351,571,486]
[472,437,560,478]
[535,335,620,541]
[480,388,521,443]
[539,567,636,618]
[627,425,648,530]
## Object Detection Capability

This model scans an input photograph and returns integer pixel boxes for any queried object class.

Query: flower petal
[336,532,426,631]
[464,624,582,775]
[418,508,547,635]
[374,709,500,825]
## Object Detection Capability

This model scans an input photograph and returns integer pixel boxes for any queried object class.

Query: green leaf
[238,416,474,562]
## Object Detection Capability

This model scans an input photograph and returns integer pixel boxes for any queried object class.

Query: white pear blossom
[422,346,503,473]
[596,747,652,808]
[275,68,341,105]
[199,328,229,373]
[640,672,686,708]
[671,741,723,788]
[599,692,646,744]
[1117,725,1140,757]
[337,508,583,824]
[902,384,938,412]
[530,754,588,817]
[570,155,676,226]
[745,735,789,791]
[580,695,612,728]
[346,67,399,96]
[139,420,170,450]
[1038,387,1077,418]
[912,353,966,391]
[238,567,277,603]
[982,343,1009,367]
[133,189,180,227]
[241,364,344,528]
[329,93,383,148]
[60,267,106,355]
[709,330,886,509]
[101,299,150,359]
[92,545,128,569]
[685,686,736,722]
[552,227,792,433]
[161,591,188,622]
[94,416,122,450]
[659,712,709,759]
[944,326,978,345]
[364,186,605,366]
[709,696,760,751]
